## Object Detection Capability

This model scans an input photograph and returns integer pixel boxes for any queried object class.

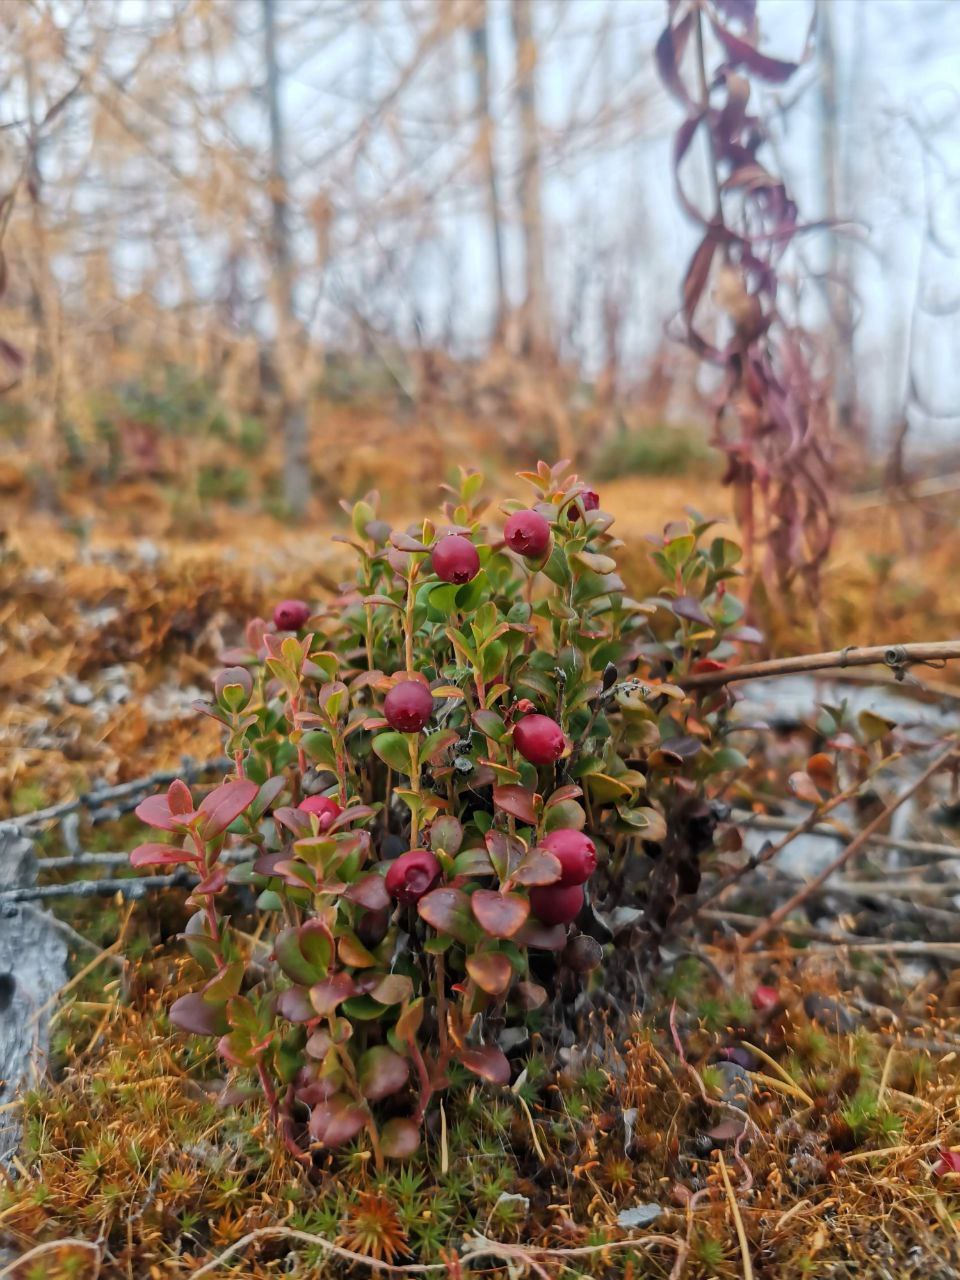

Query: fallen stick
[741,741,959,949]
[679,640,960,692]
[15,758,230,828]
[732,810,960,860]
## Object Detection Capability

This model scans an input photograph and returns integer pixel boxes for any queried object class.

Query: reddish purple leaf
[197,779,258,839]
[169,993,229,1037]
[466,951,513,996]
[309,1094,368,1147]
[358,1046,409,1101]
[344,873,390,912]
[417,887,474,943]
[381,1117,420,1159]
[493,785,539,825]
[470,890,529,940]
[135,793,181,831]
[309,972,356,1015]
[460,1044,511,1086]
[129,842,196,868]
[277,986,315,1023]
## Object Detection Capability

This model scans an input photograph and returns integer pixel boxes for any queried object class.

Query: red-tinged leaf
[129,842,196,868]
[672,595,714,627]
[390,531,428,553]
[460,1044,511,1086]
[381,1116,420,1159]
[338,933,376,968]
[169,993,229,1037]
[692,657,726,673]
[707,1116,746,1142]
[135,793,181,831]
[202,960,245,1003]
[728,625,763,644]
[708,13,799,82]
[429,815,463,855]
[934,1150,960,1176]
[251,775,286,819]
[417,887,474,944]
[484,829,524,880]
[197,779,258,838]
[358,1046,409,1101]
[168,779,194,815]
[309,1094,368,1147]
[544,784,583,808]
[367,973,413,1006]
[471,890,529,939]
[192,866,229,895]
[509,849,562,888]
[345,873,390,911]
[277,986,315,1023]
[309,973,356,1015]
[788,771,822,804]
[516,980,548,1010]
[515,919,568,951]
[466,952,513,996]
[493,785,539,825]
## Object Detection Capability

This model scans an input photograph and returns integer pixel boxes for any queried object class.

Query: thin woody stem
[679,640,960,692]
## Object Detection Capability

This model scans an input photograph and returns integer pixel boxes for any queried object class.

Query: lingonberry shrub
[132,461,754,1164]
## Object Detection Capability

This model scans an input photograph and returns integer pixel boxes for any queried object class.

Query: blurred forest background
[1,0,959,520]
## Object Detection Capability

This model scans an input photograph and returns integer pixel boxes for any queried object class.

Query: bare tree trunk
[468,0,507,346]
[817,0,856,434]
[509,0,551,363]
[262,0,309,517]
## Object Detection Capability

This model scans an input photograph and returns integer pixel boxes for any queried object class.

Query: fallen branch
[0,869,198,904]
[15,759,230,829]
[732,809,960,860]
[741,741,959,948]
[679,640,960,691]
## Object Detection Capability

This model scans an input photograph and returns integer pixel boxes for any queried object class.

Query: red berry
[274,599,311,631]
[569,489,600,519]
[751,984,780,1013]
[541,829,597,886]
[504,509,551,560]
[513,714,565,766]
[530,882,584,926]
[385,850,442,905]
[298,794,343,830]
[432,535,480,585]
[384,680,434,733]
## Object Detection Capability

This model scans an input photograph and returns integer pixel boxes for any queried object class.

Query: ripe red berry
[530,882,584,926]
[504,509,551,560]
[513,714,565,766]
[273,599,311,631]
[751,984,780,1013]
[541,829,597,886]
[384,680,434,733]
[432,535,480,585]
[569,488,600,519]
[298,794,343,830]
[385,850,442,905]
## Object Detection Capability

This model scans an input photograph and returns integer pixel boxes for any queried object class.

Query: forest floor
[3,467,960,1277]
